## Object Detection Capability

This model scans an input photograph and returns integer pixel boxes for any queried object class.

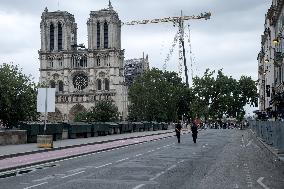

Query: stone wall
[0,130,27,145]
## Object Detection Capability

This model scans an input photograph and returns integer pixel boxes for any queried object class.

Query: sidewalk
[0,129,176,159]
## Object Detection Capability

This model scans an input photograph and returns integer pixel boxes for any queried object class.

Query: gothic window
[50,23,54,51]
[73,74,88,90]
[59,61,63,67]
[49,61,54,68]
[71,55,87,68]
[104,21,108,49]
[97,79,102,90]
[58,22,63,50]
[58,80,64,92]
[104,79,109,91]
[97,57,101,66]
[106,56,110,66]
[80,58,84,67]
[97,22,100,48]
[50,80,56,88]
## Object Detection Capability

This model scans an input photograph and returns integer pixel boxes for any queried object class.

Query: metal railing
[249,121,284,153]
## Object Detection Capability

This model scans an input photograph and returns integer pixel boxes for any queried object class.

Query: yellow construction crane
[122,12,211,87]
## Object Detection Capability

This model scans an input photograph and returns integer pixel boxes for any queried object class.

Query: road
[0,129,283,189]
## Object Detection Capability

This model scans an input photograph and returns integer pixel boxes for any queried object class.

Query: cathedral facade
[39,3,128,122]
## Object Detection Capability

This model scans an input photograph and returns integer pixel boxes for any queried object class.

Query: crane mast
[122,12,211,87]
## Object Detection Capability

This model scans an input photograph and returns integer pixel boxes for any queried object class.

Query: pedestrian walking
[191,122,198,143]
[175,121,182,143]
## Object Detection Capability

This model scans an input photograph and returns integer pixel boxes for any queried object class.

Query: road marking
[178,160,185,164]
[23,182,48,189]
[95,162,113,169]
[61,171,85,178]
[257,177,270,189]
[67,167,86,173]
[167,165,177,171]
[132,184,145,189]
[116,158,129,163]
[246,140,253,147]
[135,154,143,157]
[32,175,54,182]
[149,171,165,181]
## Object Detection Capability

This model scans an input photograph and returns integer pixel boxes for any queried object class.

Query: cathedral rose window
[73,74,88,90]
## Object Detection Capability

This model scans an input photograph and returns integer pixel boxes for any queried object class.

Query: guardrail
[249,121,284,153]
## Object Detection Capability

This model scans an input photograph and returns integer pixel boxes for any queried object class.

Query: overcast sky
[0,0,271,113]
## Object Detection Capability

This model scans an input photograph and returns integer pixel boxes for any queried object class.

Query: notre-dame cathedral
[39,2,128,122]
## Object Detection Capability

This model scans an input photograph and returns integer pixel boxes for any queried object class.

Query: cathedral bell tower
[38,3,128,122]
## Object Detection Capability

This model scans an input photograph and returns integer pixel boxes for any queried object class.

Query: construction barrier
[249,121,284,153]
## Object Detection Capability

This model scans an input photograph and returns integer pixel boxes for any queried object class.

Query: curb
[0,130,175,160]
[249,129,284,162]
[0,132,179,173]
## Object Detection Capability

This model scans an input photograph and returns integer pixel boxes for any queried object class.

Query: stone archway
[68,104,87,122]
[48,108,63,122]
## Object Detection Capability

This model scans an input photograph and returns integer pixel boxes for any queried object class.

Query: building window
[58,22,63,50]
[50,80,56,88]
[97,57,101,66]
[50,23,54,51]
[104,21,108,48]
[58,80,64,92]
[97,22,100,48]
[71,55,87,68]
[266,85,270,97]
[97,79,102,90]
[104,79,109,91]
[59,61,63,67]
[49,61,54,68]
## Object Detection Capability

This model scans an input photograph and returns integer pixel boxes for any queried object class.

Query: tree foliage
[74,99,119,122]
[128,68,191,122]
[129,68,258,122]
[0,63,39,128]
[191,69,258,121]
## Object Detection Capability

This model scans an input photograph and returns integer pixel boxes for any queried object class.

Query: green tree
[74,99,119,122]
[191,69,258,121]
[128,68,190,122]
[0,63,39,128]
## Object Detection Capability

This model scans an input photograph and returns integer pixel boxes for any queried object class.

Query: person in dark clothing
[175,122,182,143]
[191,123,198,143]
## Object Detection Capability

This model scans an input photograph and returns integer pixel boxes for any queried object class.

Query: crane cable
[163,30,180,71]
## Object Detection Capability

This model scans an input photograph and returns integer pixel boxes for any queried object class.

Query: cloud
[0,0,271,84]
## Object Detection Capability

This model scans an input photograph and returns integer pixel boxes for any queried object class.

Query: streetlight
[273,38,280,45]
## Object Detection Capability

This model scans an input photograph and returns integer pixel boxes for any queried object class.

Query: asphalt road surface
[1,129,284,189]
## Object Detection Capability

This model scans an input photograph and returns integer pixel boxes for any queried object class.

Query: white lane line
[61,171,85,179]
[67,168,86,173]
[116,158,129,163]
[257,177,270,189]
[149,171,165,181]
[178,160,185,164]
[132,184,145,189]
[23,182,48,189]
[32,175,54,182]
[95,162,113,169]
[167,165,177,171]
[156,147,161,150]
[135,154,143,157]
